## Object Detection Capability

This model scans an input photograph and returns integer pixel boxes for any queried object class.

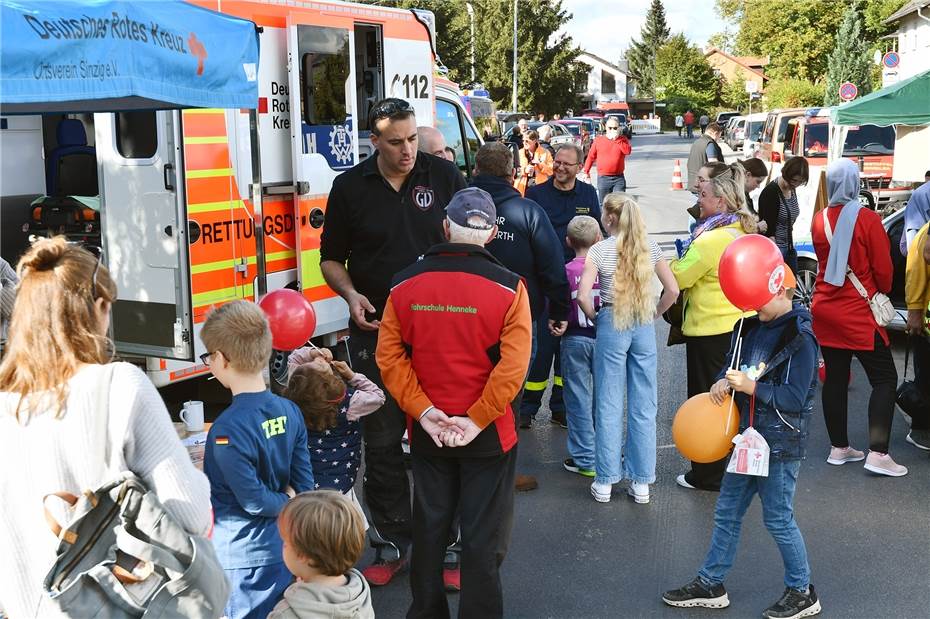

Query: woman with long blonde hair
[0,237,212,617]
[672,163,758,493]
[577,194,679,504]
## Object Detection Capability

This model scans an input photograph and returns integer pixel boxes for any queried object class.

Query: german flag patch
[215,436,230,446]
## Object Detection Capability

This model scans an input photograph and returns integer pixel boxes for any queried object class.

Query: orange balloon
[672,393,740,463]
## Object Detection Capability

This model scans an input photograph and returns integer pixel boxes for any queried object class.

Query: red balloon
[258,289,317,350]
[718,234,785,311]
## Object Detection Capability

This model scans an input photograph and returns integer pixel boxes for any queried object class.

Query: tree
[655,34,717,112]
[361,0,587,115]
[824,4,873,106]
[714,0,908,83]
[626,0,671,98]
[762,78,823,109]
[718,71,750,111]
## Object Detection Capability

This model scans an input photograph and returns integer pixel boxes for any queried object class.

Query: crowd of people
[0,96,928,619]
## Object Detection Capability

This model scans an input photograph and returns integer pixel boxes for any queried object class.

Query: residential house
[577,51,629,108]
[883,0,930,86]
[704,47,768,93]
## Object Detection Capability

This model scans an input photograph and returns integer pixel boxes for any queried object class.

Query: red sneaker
[362,556,407,586]
[443,566,461,592]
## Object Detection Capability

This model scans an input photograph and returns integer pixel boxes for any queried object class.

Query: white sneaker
[590,481,611,503]
[864,451,908,477]
[627,481,649,504]
[826,446,865,465]
[675,474,696,489]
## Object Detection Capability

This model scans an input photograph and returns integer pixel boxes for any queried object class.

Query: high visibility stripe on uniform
[553,376,563,387]
[184,136,229,145]
[524,380,549,392]
[188,199,245,214]
[192,283,254,308]
[186,168,234,179]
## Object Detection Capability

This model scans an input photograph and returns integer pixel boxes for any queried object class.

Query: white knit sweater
[0,362,212,618]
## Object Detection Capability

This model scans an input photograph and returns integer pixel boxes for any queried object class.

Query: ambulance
[0,0,483,386]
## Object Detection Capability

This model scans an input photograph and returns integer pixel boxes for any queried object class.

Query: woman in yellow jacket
[671,164,758,492]
[514,129,554,195]
[904,222,930,447]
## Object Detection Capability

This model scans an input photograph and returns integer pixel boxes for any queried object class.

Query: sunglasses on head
[369,99,413,125]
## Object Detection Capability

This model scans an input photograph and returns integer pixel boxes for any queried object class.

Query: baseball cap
[782,264,797,289]
[445,187,496,230]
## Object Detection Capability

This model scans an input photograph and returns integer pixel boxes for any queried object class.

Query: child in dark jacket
[284,346,384,527]
[663,265,823,619]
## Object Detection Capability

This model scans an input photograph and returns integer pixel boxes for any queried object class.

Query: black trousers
[908,335,930,431]
[349,328,411,561]
[821,333,897,452]
[684,332,734,490]
[520,307,563,419]
[408,447,517,619]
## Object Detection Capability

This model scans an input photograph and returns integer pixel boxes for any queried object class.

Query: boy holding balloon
[664,260,823,619]
[200,300,316,619]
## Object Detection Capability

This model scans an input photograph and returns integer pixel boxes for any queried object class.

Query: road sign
[745,80,758,93]
[839,81,858,102]
[750,92,762,101]
[882,51,900,69]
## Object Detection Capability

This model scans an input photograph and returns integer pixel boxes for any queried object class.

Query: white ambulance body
[0,0,483,386]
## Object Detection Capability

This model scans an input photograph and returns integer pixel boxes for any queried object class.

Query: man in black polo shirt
[320,98,466,586]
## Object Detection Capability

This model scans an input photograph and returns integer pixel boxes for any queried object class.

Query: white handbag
[822,209,896,327]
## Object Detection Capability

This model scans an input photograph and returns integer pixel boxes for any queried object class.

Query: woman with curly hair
[672,164,759,492]
[285,346,384,522]
[577,194,679,504]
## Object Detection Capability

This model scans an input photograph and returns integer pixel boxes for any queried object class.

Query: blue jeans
[596,174,627,205]
[561,335,596,469]
[592,310,658,485]
[698,459,811,590]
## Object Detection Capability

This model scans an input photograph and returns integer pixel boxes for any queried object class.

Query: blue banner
[1,0,259,113]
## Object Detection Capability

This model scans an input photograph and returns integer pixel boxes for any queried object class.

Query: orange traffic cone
[671,160,684,190]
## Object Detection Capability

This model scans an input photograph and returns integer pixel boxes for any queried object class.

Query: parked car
[759,108,807,171]
[716,110,741,125]
[793,207,908,331]
[553,119,593,157]
[502,121,574,149]
[724,115,746,150]
[740,112,768,158]
[569,116,600,136]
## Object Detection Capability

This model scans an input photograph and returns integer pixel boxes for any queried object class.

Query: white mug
[180,400,205,432]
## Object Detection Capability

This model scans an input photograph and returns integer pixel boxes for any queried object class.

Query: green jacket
[672,223,754,336]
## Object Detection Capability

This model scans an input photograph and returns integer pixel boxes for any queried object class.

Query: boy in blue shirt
[663,267,822,619]
[202,300,315,619]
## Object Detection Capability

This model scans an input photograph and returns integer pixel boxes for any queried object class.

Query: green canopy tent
[830,69,930,127]
[828,69,930,182]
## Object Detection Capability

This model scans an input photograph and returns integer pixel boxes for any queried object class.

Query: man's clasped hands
[419,408,482,448]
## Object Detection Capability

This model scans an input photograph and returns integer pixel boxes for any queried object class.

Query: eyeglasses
[606,126,619,130]
[200,350,221,365]
[553,160,579,168]
[369,99,413,124]
[88,245,103,300]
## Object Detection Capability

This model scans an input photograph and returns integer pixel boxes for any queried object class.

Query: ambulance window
[298,26,351,128]
[462,116,481,176]
[435,99,466,169]
[115,111,157,159]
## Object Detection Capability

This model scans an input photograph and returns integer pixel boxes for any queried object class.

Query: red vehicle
[784,112,912,209]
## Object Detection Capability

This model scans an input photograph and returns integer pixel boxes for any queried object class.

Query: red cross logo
[189,33,207,76]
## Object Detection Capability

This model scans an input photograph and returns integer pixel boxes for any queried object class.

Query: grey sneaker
[662,577,729,609]
[762,584,822,619]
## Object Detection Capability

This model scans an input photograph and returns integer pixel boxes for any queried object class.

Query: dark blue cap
[445,187,496,230]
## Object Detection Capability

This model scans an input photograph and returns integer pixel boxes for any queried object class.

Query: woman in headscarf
[810,159,905,477]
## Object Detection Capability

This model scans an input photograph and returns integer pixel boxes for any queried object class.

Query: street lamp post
[465,2,475,84]
[512,0,518,112]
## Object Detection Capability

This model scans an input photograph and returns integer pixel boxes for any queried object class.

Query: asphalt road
[365,133,930,618]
